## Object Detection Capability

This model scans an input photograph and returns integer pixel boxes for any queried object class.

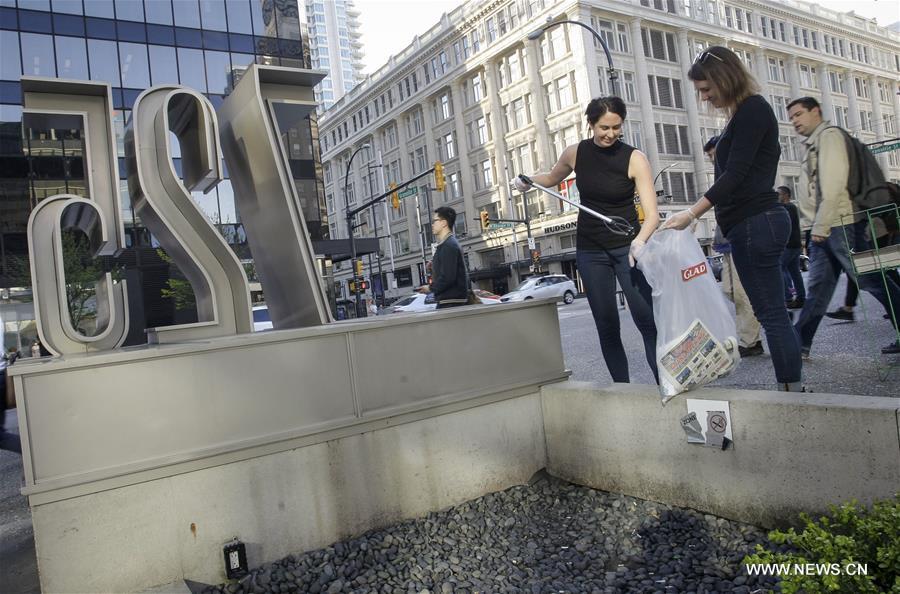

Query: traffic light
[348,280,357,294]
[354,258,364,277]
[390,182,399,209]
[480,210,490,230]
[433,161,445,192]
[359,280,369,291]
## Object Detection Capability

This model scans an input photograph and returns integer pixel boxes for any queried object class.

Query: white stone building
[319,0,900,301]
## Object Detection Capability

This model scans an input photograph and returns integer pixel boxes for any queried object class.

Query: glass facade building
[0,0,329,353]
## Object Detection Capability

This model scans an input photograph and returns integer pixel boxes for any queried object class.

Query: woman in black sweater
[515,97,660,383]
[663,46,803,391]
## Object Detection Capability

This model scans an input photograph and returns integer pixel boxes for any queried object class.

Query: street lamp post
[344,143,370,318]
[527,18,618,96]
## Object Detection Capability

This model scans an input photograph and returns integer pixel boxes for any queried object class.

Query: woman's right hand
[511,176,532,193]
[661,209,695,231]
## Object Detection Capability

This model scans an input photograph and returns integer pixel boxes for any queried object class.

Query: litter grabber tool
[516,174,634,236]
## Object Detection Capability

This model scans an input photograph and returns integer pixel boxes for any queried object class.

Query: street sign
[398,187,418,198]
[488,222,514,229]
[871,141,900,155]
[527,237,536,250]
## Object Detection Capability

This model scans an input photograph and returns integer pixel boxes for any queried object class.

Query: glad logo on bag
[681,261,708,282]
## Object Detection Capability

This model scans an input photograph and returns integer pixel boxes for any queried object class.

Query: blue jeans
[780,247,805,301]
[795,221,900,352]
[727,206,802,384]
[576,246,658,383]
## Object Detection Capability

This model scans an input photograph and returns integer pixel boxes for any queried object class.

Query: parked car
[389,293,437,313]
[473,289,502,304]
[500,274,578,304]
[252,305,273,331]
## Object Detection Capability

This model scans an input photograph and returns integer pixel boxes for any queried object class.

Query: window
[177,48,206,92]
[640,0,676,13]
[22,33,57,78]
[439,132,456,160]
[622,120,643,151]
[722,5,752,32]
[470,72,484,104]
[552,125,577,156]
[798,64,817,89]
[829,71,846,94]
[505,96,532,131]
[885,114,896,135]
[454,213,467,237]
[648,76,683,108]
[88,38,120,84]
[767,57,785,83]
[54,36,89,80]
[854,77,869,99]
[859,111,873,133]
[393,230,410,255]
[475,159,494,190]
[384,123,398,149]
[540,26,568,65]
[770,95,790,121]
[654,123,691,155]
[878,81,892,104]
[546,73,576,113]
[437,92,452,120]
[664,171,696,203]
[641,28,678,62]
[407,109,423,137]
[468,116,490,149]
[448,172,461,201]
[779,135,799,161]
[833,105,848,129]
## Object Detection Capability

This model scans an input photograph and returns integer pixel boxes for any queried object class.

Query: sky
[354,0,900,76]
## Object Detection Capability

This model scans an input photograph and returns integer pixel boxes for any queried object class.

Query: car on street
[252,305,273,331]
[473,289,502,304]
[389,293,437,313]
[500,274,578,304]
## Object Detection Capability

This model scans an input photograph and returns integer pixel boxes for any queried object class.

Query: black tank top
[574,139,639,250]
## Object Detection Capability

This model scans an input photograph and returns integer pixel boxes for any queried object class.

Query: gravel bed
[203,473,786,594]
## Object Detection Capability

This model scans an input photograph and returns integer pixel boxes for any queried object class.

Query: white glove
[661,209,696,231]
[628,238,645,267]
[511,176,532,193]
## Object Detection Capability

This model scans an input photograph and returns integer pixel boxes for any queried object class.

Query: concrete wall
[542,381,900,528]
[32,393,547,593]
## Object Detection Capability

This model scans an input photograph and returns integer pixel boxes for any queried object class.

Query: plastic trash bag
[637,229,740,404]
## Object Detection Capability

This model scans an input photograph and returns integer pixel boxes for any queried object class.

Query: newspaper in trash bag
[658,318,738,396]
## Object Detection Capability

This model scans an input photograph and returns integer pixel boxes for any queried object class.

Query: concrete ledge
[32,393,547,593]
[542,381,900,528]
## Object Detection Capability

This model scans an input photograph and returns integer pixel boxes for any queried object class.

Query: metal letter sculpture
[22,65,328,355]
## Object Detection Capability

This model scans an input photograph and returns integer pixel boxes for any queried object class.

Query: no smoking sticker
[684,399,733,449]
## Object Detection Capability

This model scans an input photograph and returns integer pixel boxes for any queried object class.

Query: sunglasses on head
[694,50,724,65]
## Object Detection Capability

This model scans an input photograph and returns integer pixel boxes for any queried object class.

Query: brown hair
[687,46,759,115]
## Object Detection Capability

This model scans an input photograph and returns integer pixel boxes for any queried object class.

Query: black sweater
[705,95,780,234]
[431,234,469,303]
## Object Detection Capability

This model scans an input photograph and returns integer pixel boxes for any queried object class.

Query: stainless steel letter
[126,87,252,342]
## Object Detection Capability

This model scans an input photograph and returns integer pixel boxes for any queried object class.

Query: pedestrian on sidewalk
[705,136,763,357]
[663,46,803,391]
[787,96,900,355]
[417,206,469,309]
[778,186,806,309]
[825,218,900,323]
[513,96,660,383]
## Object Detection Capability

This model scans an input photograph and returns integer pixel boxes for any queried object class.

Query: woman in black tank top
[514,97,660,383]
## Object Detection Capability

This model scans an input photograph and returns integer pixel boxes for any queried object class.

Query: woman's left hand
[661,210,695,231]
[628,238,645,267]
